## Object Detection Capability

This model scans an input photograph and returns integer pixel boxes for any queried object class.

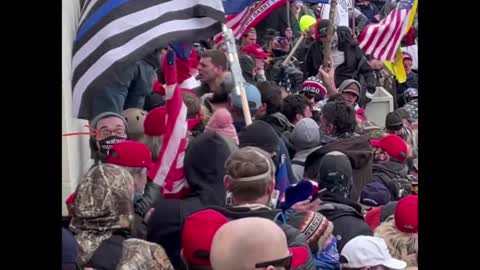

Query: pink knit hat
[206,108,239,145]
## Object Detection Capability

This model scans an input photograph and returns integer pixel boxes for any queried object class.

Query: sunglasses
[303,92,322,102]
[255,253,292,270]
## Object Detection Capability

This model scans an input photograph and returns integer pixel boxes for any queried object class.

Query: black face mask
[97,136,126,156]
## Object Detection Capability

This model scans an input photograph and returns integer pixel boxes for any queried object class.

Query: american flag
[214,0,286,46]
[148,49,190,199]
[358,0,415,61]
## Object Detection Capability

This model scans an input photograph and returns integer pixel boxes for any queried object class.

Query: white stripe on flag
[78,0,99,27]
[359,12,393,50]
[227,8,249,27]
[363,12,395,55]
[73,0,223,71]
[152,103,188,186]
[371,10,401,58]
[72,17,218,116]
[381,9,411,60]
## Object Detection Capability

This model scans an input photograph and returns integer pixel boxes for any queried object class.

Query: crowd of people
[62,0,419,269]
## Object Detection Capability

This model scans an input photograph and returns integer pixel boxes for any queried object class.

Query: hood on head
[317,151,353,199]
[290,118,320,151]
[239,120,280,154]
[338,79,362,94]
[336,26,355,50]
[70,164,134,233]
[184,131,238,205]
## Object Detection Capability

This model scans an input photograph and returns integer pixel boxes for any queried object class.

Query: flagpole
[222,24,252,126]
[286,1,291,29]
[283,34,305,65]
[351,0,356,38]
[322,0,338,68]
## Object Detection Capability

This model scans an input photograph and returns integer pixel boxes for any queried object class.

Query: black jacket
[261,112,295,137]
[146,132,236,269]
[303,28,376,105]
[305,133,373,202]
[294,36,315,74]
[317,192,373,252]
[79,50,161,121]
[261,113,297,161]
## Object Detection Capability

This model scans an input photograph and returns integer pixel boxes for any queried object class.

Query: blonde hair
[374,220,418,267]
[225,147,276,202]
[182,92,201,119]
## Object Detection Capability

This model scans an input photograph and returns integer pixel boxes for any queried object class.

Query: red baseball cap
[242,43,269,59]
[370,135,408,162]
[394,195,418,233]
[144,106,167,136]
[106,140,154,169]
[181,209,229,266]
[402,52,413,61]
[289,246,310,268]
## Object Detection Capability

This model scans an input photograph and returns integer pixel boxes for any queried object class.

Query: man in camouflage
[368,58,398,109]
[70,164,174,269]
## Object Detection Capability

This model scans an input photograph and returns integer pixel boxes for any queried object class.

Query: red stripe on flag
[360,12,394,54]
[371,10,401,59]
[373,10,402,59]
[383,10,410,60]
[214,0,287,46]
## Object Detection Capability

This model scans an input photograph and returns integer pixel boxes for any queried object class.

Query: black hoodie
[304,133,373,202]
[317,192,373,252]
[146,132,237,268]
[303,27,376,98]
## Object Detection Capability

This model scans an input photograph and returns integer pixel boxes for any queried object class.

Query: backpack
[373,171,413,201]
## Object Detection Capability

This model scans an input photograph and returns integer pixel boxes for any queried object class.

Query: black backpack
[373,171,413,201]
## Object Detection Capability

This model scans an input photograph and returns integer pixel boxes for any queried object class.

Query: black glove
[134,181,162,218]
